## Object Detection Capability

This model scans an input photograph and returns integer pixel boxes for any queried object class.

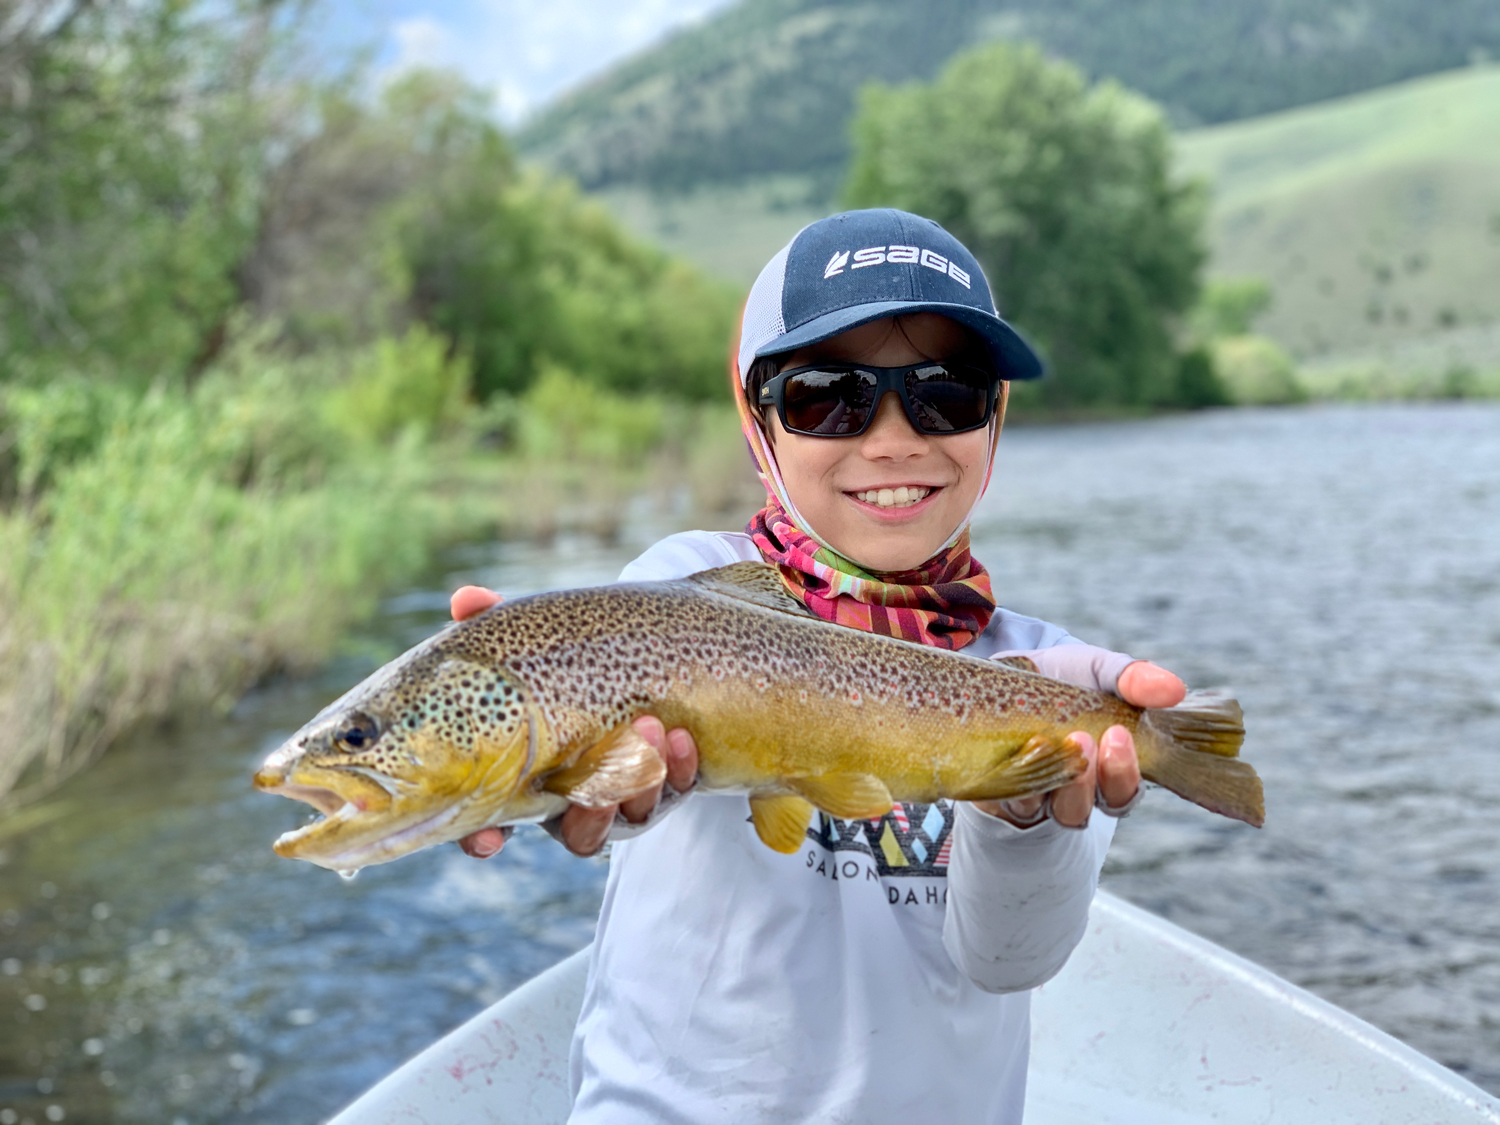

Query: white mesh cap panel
[736,237,794,384]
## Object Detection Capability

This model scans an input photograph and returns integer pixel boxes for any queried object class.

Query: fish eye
[334,712,380,753]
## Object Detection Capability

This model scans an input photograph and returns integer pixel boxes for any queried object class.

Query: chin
[837,521,958,573]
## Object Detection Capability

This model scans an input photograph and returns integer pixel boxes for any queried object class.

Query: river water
[1,403,1497,1123]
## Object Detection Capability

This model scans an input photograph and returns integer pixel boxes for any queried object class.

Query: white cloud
[369,0,735,124]
[389,14,461,70]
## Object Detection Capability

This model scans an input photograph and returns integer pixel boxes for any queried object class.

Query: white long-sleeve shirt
[567,531,1130,1125]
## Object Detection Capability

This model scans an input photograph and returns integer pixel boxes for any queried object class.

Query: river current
[1,403,1497,1123]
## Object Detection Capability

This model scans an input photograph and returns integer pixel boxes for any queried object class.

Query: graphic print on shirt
[808,800,954,878]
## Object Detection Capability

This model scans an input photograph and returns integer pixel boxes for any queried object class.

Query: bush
[0,334,439,806]
[325,326,472,445]
[1174,347,1233,408]
[1211,335,1306,405]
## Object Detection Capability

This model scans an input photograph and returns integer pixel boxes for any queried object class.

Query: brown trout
[255,562,1262,872]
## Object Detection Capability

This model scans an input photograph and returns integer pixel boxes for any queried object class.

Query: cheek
[770,428,847,493]
[946,431,992,492]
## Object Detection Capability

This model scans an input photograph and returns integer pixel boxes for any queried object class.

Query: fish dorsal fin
[786,774,893,820]
[992,655,1040,674]
[541,725,667,809]
[684,562,815,618]
[748,794,815,853]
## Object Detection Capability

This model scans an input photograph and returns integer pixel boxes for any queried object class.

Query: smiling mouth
[848,485,937,510]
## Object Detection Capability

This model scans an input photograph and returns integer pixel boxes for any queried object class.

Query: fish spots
[375,574,1109,774]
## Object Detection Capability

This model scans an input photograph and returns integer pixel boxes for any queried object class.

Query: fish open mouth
[273,803,465,870]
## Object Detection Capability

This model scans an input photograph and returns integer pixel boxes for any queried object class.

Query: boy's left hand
[972,661,1184,828]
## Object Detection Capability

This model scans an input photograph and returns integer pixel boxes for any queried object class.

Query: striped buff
[747,498,995,649]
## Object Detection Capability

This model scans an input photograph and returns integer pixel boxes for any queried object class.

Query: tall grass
[0,334,443,806]
[0,331,758,808]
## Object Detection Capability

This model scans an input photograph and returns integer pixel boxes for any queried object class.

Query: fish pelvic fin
[949,732,1090,802]
[541,724,667,810]
[786,774,893,820]
[1139,692,1264,827]
[749,794,815,853]
[684,562,816,618]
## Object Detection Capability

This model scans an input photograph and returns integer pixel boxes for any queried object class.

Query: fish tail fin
[951,732,1089,802]
[1138,692,1264,827]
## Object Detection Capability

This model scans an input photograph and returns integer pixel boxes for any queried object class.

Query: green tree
[0,0,298,382]
[251,71,739,400]
[845,42,1207,407]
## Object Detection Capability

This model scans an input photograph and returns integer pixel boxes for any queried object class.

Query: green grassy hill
[1177,65,1500,368]
[594,65,1500,385]
[519,0,1500,194]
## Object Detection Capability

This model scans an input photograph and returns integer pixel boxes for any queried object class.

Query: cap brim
[754,301,1044,381]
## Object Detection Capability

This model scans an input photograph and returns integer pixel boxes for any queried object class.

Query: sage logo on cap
[823,245,972,288]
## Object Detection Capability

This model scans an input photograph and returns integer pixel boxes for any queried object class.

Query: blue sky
[322,0,734,122]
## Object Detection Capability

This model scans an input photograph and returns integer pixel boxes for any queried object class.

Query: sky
[323,0,735,123]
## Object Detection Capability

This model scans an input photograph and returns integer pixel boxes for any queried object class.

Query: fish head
[254,650,537,871]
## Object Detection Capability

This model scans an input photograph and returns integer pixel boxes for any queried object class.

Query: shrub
[1211,335,1306,405]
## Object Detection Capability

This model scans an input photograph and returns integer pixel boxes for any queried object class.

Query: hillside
[1177,65,1500,364]
[519,0,1500,194]
[593,65,1500,378]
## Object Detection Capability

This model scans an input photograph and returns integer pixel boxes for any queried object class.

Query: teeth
[855,486,931,509]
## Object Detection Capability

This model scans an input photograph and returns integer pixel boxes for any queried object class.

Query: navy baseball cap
[736,208,1043,385]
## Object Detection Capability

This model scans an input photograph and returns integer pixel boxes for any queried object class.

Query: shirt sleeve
[943,807,1114,993]
[941,639,1135,993]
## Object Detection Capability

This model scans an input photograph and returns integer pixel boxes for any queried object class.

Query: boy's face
[768,313,993,573]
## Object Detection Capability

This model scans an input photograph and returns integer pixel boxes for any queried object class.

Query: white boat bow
[329,890,1500,1124]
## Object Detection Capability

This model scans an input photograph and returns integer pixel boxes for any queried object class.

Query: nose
[859,391,926,457]
[253,763,287,791]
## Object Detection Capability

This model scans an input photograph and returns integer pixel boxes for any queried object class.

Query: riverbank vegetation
[0,2,747,807]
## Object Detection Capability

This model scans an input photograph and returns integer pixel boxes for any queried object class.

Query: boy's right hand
[448,586,699,860]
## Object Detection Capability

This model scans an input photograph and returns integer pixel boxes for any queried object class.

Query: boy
[455,209,1183,1123]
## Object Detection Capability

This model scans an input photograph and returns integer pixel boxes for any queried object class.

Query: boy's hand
[973,660,1184,828]
[448,586,699,860]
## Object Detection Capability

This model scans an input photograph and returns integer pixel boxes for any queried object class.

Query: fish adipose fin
[685,562,816,618]
[786,773,893,819]
[749,794,815,853]
[542,724,667,809]
[1139,692,1264,827]
[950,732,1090,802]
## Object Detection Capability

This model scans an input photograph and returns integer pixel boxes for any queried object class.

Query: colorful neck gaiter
[747,497,995,649]
[731,342,1006,650]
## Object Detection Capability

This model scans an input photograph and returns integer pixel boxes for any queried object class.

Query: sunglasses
[757,361,1002,438]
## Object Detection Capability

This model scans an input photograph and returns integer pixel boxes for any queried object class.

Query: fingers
[1050,733,1098,828]
[1097,725,1141,810]
[1116,661,1185,709]
[450,585,502,622]
[664,727,699,793]
[559,804,616,857]
[616,716,668,824]
[458,825,509,859]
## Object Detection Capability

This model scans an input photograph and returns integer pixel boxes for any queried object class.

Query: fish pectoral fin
[951,733,1090,802]
[748,794,815,853]
[992,655,1040,673]
[684,562,816,618]
[541,724,667,810]
[785,773,893,820]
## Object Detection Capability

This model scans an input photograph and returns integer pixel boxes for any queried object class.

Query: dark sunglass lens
[782,369,877,435]
[905,365,993,433]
